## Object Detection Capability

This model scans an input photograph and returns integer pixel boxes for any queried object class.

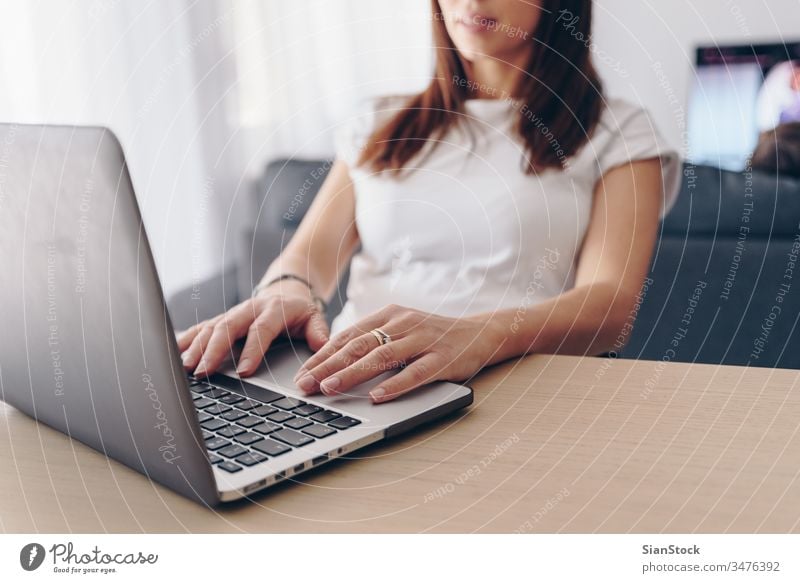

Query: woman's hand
[292,304,503,404]
[177,280,330,378]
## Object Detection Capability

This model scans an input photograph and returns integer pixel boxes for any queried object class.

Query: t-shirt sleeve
[333,96,396,170]
[334,95,412,171]
[596,102,682,219]
[333,110,370,169]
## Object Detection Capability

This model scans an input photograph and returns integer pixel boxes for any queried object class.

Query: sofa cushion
[663,163,800,237]
[237,159,348,323]
[620,163,800,369]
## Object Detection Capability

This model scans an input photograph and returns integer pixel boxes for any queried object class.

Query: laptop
[0,123,473,506]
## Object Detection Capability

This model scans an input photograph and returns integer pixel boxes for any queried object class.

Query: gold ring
[370,328,391,345]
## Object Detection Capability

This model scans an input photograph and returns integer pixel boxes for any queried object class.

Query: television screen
[687,41,800,170]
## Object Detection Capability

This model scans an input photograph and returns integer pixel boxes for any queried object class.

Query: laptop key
[294,404,322,417]
[235,452,269,467]
[217,425,245,438]
[251,389,284,404]
[218,444,248,458]
[205,404,232,416]
[193,397,215,409]
[220,393,245,405]
[302,424,337,439]
[284,417,312,430]
[252,421,282,435]
[204,388,229,399]
[236,399,261,411]
[221,409,246,422]
[271,428,314,447]
[266,411,295,423]
[196,411,213,423]
[204,375,285,404]
[272,397,304,411]
[208,454,224,464]
[253,405,278,417]
[236,415,263,428]
[191,384,211,394]
[201,418,227,431]
[234,432,264,446]
[329,416,361,430]
[191,393,203,401]
[205,437,230,451]
[252,439,292,457]
[201,429,214,440]
[310,410,341,423]
[217,461,243,473]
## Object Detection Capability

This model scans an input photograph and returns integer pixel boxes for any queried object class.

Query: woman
[178,0,680,404]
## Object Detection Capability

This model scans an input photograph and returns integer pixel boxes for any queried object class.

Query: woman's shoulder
[594,96,656,137]
[585,96,676,162]
[334,94,413,167]
[583,96,683,219]
[352,93,413,129]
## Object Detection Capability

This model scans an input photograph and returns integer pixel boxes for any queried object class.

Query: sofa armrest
[166,265,240,333]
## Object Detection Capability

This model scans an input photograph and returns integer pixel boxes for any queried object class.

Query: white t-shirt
[330,96,681,336]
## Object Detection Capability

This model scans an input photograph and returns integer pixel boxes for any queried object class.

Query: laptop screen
[687,41,800,171]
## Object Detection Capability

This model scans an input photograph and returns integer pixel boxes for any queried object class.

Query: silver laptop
[0,123,473,505]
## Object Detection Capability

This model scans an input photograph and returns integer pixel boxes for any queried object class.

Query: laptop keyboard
[188,375,362,474]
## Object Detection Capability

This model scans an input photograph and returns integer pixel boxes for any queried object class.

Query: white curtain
[0,0,435,297]
[0,0,243,298]
[229,0,434,164]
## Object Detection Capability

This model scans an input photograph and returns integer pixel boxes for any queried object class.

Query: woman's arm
[479,156,664,364]
[293,157,665,402]
[257,160,360,302]
[178,159,359,377]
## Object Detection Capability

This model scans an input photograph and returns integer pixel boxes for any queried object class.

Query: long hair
[357,0,604,175]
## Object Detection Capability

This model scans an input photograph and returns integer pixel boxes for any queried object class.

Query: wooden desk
[1,354,799,533]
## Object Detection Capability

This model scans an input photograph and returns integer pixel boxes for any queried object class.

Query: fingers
[176,325,200,352]
[234,314,284,377]
[177,313,223,354]
[368,353,444,404]
[295,332,383,394]
[181,324,215,371]
[295,306,393,380]
[315,339,415,396]
[193,302,256,376]
[303,309,330,351]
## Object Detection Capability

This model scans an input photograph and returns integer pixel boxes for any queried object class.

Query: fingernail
[194,360,208,376]
[320,376,340,394]
[236,358,251,374]
[370,387,386,402]
[296,374,317,393]
[181,353,192,367]
[293,367,307,382]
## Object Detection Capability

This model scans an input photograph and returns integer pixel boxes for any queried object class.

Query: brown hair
[751,122,800,179]
[357,0,604,175]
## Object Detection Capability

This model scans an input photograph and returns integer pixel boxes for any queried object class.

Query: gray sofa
[618,163,800,368]
[168,160,800,369]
